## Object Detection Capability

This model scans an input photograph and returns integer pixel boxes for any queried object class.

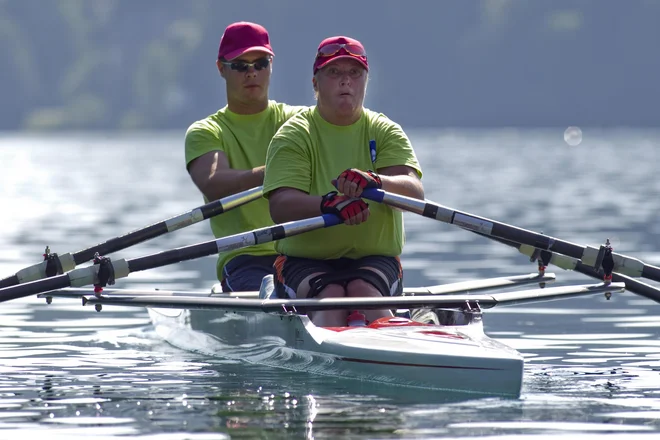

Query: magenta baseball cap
[218,22,274,60]
[313,36,368,73]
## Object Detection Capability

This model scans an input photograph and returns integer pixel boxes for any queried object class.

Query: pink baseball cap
[313,36,368,74]
[218,22,274,61]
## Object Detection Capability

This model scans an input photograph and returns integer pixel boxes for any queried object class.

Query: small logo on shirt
[369,140,377,164]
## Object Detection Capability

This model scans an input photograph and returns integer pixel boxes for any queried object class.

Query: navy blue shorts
[220,255,277,292]
[273,255,403,299]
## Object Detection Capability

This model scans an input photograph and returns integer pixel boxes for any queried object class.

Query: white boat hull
[148,305,524,397]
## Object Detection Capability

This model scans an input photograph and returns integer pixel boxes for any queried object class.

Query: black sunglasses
[221,57,271,72]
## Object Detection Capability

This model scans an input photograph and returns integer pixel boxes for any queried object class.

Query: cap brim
[224,46,274,61]
[315,55,369,72]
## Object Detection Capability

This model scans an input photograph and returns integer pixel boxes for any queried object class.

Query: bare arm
[377,165,425,200]
[268,187,322,224]
[187,150,264,201]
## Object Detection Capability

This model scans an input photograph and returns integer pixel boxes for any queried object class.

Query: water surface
[1,129,660,438]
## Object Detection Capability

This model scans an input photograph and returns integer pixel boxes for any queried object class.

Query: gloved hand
[320,191,370,225]
[333,168,382,197]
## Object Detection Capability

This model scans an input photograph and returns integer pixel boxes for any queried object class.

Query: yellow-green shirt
[185,100,307,279]
[263,107,422,259]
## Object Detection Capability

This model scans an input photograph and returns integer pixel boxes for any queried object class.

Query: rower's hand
[320,191,370,225]
[332,168,382,198]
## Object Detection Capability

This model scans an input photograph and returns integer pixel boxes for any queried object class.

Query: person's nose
[245,65,258,77]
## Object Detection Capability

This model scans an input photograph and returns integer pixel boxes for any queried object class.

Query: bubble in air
[564,126,583,146]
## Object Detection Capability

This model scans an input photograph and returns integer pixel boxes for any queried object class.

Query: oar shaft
[472,231,660,304]
[0,275,71,303]
[363,189,660,283]
[0,186,263,288]
[0,214,340,303]
[0,275,19,289]
[127,214,337,273]
[73,186,263,263]
[524,244,660,304]
[127,242,219,273]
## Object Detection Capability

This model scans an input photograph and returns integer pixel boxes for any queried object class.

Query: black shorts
[221,255,277,292]
[273,255,402,299]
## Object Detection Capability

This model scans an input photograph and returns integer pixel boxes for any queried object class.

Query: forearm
[200,166,264,201]
[269,188,322,223]
[379,174,425,200]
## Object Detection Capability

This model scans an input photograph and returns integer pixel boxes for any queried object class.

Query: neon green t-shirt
[185,100,307,279]
[263,107,422,259]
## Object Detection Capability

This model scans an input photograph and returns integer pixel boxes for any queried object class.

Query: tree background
[2,0,658,131]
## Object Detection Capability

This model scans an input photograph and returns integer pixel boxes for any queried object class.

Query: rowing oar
[0,186,263,289]
[361,189,660,289]
[469,230,660,304]
[0,214,341,303]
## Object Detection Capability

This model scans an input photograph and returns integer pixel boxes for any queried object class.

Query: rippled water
[1,129,660,439]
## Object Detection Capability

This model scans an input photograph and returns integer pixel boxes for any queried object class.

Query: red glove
[320,191,368,221]
[336,168,382,192]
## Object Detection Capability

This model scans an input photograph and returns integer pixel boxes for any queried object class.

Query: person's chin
[335,96,356,107]
[243,87,265,100]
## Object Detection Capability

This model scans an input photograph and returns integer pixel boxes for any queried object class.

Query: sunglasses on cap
[221,57,271,72]
[317,43,366,58]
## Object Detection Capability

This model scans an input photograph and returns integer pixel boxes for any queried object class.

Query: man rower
[185,22,306,292]
[263,35,424,327]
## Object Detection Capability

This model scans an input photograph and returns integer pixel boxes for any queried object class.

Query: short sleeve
[373,115,422,178]
[184,120,224,167]
[263,118,312,197]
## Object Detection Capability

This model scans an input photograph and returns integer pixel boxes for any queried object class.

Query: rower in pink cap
[263,36,425,327]
[185,22,306,292]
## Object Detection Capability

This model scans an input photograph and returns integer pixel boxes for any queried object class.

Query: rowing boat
[40,272,624,397]
[1,187,654,398]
